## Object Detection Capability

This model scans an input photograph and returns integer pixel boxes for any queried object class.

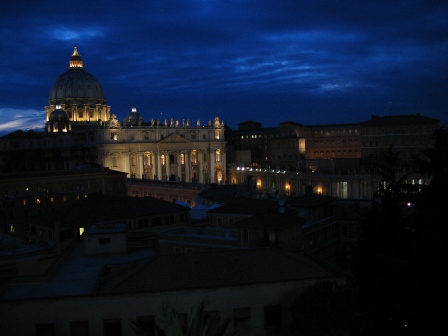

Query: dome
[48,46,106,106]
[123,106,143,126]
[49,108,69,121]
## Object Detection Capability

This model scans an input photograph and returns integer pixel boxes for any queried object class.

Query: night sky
[1,0,447,135]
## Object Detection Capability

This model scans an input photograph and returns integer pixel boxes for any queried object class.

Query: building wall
[0,278,341,336]
[83,233,127,255]
[127,180,205,206]
[306,124,361,160]
[227,167,431,199]
[95,119,226,183]
[360,116,438,161]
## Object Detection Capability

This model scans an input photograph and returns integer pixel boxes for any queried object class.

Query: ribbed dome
[49,108,69,121]
[48,46,106,106]
[123,106,143,126]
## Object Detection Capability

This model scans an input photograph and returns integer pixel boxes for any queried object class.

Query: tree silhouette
[408,127,448,334]
[356,129,448,335]
[288,281,358,336]
[131,299,250,336]
[355,147,417,335]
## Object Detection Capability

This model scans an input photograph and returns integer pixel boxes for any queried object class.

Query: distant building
[0,45,227,184]
[227,114,439,199]
[0,168,127,236]
[83,223,128,255]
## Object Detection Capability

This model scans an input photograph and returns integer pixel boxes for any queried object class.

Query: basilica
[42,46,227,183]
[0,46,441,200]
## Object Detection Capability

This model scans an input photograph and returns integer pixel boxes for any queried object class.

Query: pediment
[159,133,190,143]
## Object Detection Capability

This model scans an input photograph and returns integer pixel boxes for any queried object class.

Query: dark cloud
[1,0,447,135]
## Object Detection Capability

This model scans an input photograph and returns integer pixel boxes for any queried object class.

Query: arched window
[112,157,118,167]
[216,149,221,162]
[161,154,166,165]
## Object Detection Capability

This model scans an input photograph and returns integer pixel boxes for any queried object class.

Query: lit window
[36,199,41,204]
[50,197,54,202]
[161,154,165,165]
[181,153,185,165]
[10,225,14,233]
[23,200,27,205]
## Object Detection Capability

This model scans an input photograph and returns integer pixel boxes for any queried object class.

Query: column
[138,154,143,179]
[198,149,204,184]
[210,150,216,183]
[222,148,227,184]
[122,153,130,177]
[177,151,182,181]
[157,151,162,180]
[185,151,190,183]
[165,151,171,180]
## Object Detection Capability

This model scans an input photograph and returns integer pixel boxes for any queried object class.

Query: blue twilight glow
[0,0,447,135]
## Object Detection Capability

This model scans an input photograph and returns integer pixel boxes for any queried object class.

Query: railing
[127,179,207,190]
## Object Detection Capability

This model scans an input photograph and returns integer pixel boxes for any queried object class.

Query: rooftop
[33,194,189,229]
[360,114,440,126]
[95,248,336,295]
[0,241,156,300]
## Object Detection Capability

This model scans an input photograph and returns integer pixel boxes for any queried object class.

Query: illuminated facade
[43,46,227,183]
[45,46,110,130]
[228,114,440,199]
[96,112,226,183]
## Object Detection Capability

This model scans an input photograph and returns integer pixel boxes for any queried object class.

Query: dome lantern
[45,46,110,130]
[69,45,83,68]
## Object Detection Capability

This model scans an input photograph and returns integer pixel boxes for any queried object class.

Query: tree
[408,127,448,334]
[131,299,250,336]
[355,147,417,335]
[288,281,358,336]
[355,130,448,335]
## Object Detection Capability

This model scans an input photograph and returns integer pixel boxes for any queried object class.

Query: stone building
[96,110,226,183]
[227,114,439,199]
[1,45,227,185]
